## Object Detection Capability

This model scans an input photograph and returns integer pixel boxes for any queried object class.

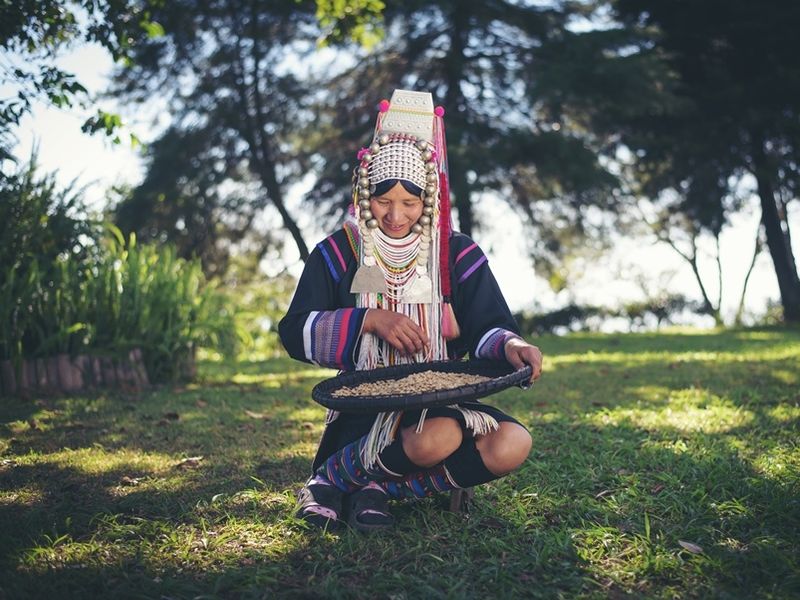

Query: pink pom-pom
[357,147,369,160]
[378,99,390,113]
[434,106,445,117]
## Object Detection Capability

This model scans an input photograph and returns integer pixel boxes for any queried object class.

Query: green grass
[1,327,799,599]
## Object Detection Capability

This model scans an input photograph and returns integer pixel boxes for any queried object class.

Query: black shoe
[346,487,395,532]
[296,481,344,532]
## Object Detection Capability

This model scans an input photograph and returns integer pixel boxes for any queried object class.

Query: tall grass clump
[1,155,240,390]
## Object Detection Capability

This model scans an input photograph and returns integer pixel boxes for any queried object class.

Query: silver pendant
[402,275,432,304]
[350,265,388,294]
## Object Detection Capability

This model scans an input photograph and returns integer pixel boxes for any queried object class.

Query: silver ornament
[358,178,369,188]
[419,215,431,226]
[370,143,380,154]
[366,219,379,229]
[358,167,368,177]
[379,134,390,145]
[361,210,373,221]
[425,185,436,195]
[411,223,423,234]
[359,199,371,210]
[422,150,433,161]
[423,206,433,216]
[359,188,370,199]
[425,162,436,172]
[416,140,427,151]
[427,173,438,183]
[423,196,435,206]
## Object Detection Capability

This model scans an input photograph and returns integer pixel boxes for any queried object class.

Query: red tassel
[442,301,460,340]
[439,169,459,339]
[439,171,451,298]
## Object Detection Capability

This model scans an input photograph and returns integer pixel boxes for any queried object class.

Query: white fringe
[324,409,340,425]
[454,407,500,437]
[362,405,499,470]
[415,408,428,434]
[362,411,403,469]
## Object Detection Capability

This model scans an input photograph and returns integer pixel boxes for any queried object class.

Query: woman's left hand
[504,338,543,385]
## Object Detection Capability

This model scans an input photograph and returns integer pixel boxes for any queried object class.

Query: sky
[10,43,800,328]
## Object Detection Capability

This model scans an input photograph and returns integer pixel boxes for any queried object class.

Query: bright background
[13,43,799,325]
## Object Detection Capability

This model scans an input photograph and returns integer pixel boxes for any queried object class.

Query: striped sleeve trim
[475,327,522,360]
[316,234,350,283]
[454,243,488,284]
[301,308,367,370]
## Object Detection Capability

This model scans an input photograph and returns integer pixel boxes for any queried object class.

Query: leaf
[141,20,165,38]
[244,409,269,419]
[175,456,204,469]
[678,540,704,554]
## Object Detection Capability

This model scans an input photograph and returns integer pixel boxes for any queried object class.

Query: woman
[279,90,542,531]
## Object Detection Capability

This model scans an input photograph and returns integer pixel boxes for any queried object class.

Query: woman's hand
[504,337,543,384]
[363,309,430,356]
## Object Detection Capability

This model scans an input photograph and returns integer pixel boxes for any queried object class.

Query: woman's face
[370,181,424,238]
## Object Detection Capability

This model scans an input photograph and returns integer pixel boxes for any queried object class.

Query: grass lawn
[1,328,799,599]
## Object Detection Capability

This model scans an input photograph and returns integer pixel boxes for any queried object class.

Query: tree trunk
[752,144,800,322]
[444,3,473,238]
[223,8,310,262]
[735,225,763,326]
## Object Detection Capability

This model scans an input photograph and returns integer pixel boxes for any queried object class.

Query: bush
[0,158,241,384]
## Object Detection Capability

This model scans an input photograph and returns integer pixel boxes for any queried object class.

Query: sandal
[296,480,344,531]
[346,486,395,532]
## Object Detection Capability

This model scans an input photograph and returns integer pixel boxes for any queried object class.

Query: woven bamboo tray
[311,360,532,413]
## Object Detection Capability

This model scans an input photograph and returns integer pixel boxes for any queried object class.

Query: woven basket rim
[311,359,532,413]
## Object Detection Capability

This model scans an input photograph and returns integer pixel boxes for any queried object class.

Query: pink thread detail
[379,99,390,112]
[434,106,445,117]
[357,147,369,160]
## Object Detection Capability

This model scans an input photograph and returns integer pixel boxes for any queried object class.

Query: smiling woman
[368,180,424,239]
[278,89,543,533]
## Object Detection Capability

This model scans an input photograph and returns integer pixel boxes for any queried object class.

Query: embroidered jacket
[278,228,522,368]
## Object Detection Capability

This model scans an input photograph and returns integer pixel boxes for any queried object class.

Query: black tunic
[278,226,523,470]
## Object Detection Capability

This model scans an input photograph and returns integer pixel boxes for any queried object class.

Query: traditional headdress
[346,91,494,468]
[350,90,459,350]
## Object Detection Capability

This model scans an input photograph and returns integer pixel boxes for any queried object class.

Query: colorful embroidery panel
[302,308,367,370]
[475,327,522,360]
[316,234,351,283]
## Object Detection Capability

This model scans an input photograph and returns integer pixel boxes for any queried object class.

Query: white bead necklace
[371,229,421,267]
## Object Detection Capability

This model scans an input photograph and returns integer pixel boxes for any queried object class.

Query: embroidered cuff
[302,308,368,370]
[475,327,522,360]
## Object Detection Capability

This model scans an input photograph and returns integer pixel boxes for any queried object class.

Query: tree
[108,0,318,263]
[0,0,163,163]
[306,0,617,244]
[608,0,800,322]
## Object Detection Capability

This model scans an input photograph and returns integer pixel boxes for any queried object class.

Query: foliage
[580,0,800,321]
[315,0,385,47]
[0,154,101,361]
[516,293,701,336]
[1,328,798,597]
[0,158,240,382]
[108,0,320,265]
[215,253,296,358]
[0,0,164,159]
[306,0,619,243]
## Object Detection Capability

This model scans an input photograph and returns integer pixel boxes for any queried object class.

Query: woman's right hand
[363,309,430,356]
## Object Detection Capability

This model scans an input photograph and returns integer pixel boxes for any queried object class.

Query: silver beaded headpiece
[350,90,442,302]
[367,136,429,190]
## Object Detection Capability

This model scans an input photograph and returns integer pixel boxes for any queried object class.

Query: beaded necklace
[371,229,423,302]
